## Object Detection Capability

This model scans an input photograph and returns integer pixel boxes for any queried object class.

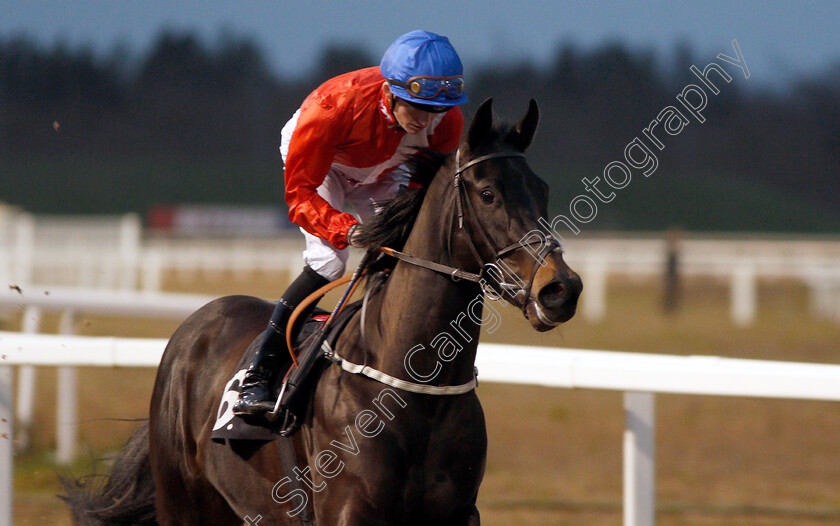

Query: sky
[2,1,839,87]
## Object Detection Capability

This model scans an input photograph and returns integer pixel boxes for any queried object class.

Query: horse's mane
[354,148,448,251]
[349,148,447,291]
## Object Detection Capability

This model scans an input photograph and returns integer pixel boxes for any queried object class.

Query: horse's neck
[372,176,485,386]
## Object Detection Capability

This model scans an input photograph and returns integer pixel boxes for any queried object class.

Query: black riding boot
[233,265,329,417]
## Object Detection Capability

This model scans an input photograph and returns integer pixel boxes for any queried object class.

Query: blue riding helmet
[380,30,468,108]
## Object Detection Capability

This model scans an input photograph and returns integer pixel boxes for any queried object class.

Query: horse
[62,98,582,525]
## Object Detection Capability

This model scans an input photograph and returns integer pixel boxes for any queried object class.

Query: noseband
[381,149,560,308]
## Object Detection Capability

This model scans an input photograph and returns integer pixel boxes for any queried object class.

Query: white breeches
[301,168,409,280]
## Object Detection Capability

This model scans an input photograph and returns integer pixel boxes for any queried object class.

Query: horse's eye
[480,190,495,204]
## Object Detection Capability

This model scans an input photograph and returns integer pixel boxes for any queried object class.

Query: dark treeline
[1,31,838,231]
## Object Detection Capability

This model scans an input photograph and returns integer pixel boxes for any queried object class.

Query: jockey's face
[391,97,435,134]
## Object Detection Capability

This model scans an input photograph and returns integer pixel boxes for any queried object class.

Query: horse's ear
[466,97,494,152]
[512,99,539,152]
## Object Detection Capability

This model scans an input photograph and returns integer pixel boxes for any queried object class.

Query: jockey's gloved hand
[347,223,365,248]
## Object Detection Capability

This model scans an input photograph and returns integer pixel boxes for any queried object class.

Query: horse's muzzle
[527,271,583,331]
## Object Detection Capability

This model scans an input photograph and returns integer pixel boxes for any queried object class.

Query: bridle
[381,148,561,309]
[326,147,561,398]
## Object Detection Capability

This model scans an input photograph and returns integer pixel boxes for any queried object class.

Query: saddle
[211,301,362,443]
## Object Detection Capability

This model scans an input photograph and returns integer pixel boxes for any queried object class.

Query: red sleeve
[428,106,464,153]
[283,92,359,250]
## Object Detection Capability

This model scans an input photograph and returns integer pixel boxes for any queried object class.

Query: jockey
[233,30,468,417]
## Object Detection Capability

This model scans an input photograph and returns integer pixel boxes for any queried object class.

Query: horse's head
[452,98,582,331]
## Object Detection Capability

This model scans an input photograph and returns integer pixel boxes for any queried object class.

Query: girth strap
[276,435,314,525]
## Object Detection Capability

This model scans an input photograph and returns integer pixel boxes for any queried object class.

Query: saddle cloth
[211,301,361,442]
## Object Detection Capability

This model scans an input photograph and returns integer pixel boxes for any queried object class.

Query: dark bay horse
[63,98,581,525]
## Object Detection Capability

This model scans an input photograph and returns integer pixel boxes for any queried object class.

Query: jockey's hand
[347,223,364,248]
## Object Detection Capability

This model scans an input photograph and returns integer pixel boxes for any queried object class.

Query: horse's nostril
[569,274,583,296]
[538,280,566,309]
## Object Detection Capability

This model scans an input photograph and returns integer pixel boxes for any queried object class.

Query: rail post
[583,257,608,322]
[11,212,34,286]
[15,306,41,451]
[119,213,142,290]
[624,391,655,526]
[731,260,756,326]
[55,309,78,464]
[0,362,13,526]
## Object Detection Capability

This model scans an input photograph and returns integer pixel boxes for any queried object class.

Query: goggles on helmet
[387,75,465,101]
[402,99,451,114]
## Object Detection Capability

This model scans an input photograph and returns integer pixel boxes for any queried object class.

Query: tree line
[0,31,838,230]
